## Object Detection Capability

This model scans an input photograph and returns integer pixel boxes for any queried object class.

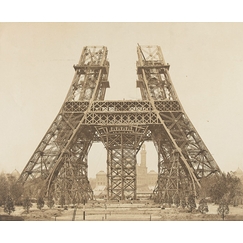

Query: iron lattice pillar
[154,142,193,204]
[96,126,148,200]
[51,153,93,205]
[107,141,137,200]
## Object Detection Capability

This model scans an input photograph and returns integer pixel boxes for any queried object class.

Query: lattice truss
[18,45,221,204]
[96,126,149,200]
[136,45,221,203]
[18,46,110,203]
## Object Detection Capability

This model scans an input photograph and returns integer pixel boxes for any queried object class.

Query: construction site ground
[1,199,243,221]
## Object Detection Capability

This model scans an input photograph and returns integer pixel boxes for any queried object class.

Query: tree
[47,196,55,209]
[168,196,173,207]
[173,194,180,207]
[181,197,186,209]
[59,195,65,208]
[209,174,227,203]
[9,178,24,206]
[199,172,243,205]
[217,199,229,220]
[0,173,10,206]
[72,196,77,206]
[225,173,243,203]
[198,198,209,214]
[23,196,33,213]
[37,196,45,210]
[187,194,196,212]
[4,194,15,215]
[0,173,24,206]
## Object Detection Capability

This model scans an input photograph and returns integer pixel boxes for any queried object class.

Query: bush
[0,173,9,206]
[4,195,15,215]
[200,173,243,204]
[217,199,229,220]
[187,195,196,212]
[198,198,209,214]
[22,196,33,213]
[37,196,45,210]
[181,197,186,209]
[47,196,55,209]
[173,194,180,207]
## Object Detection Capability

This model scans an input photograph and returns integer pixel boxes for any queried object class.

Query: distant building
[136,144,148,188]
[92,144,158,196]
[96,170,107,187]
[136,144,158,192]
[147,170,158,187]
[93,171,107,198]
[11,169,20,179]
[233,167,243,182]
[5,169,20,181]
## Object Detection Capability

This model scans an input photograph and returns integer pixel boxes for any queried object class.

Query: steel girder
[63,101,180,126]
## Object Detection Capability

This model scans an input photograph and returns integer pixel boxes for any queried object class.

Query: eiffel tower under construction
[17,45,221,205]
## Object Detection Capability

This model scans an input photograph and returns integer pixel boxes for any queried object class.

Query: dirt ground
[1,200,243,221]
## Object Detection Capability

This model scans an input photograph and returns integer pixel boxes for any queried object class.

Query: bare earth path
[2,200,243,221]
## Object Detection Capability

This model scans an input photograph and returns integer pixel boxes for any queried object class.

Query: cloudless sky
[1,22,243,177]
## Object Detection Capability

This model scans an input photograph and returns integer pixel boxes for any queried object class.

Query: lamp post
[83,200,86,221]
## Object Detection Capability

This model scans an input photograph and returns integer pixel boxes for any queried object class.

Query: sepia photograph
[1,22,243,225]
[2,0,243,237]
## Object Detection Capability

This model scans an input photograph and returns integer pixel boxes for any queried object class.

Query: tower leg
[153,140,196,205]
[50,152,93,205]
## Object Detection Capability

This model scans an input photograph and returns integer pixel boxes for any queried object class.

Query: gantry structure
[18,45,221,205]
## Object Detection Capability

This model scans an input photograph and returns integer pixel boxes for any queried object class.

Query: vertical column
[106,134,137,200]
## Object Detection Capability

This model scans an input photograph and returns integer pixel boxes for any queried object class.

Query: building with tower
[136,144,158,192]
[147,170,158,189]
[93,144,158,197]
[136,144,148,188]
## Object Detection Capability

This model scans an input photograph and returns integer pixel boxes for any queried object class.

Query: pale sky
[1,22,243,178]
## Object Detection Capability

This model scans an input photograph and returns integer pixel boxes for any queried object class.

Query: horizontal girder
[64,100,181,113]
[63,100,181,125]
[85,111,159,125]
